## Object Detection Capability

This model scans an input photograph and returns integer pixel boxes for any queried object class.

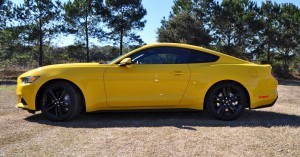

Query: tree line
[158,0,300,78]
[0,0,146,66]
[1,0,300,78]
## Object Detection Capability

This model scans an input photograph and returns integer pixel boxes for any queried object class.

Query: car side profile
[16,43,278,121]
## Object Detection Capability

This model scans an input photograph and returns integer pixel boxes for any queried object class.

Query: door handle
[172,71,184,75]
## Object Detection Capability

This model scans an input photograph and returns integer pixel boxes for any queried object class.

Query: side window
[129,47,189,64]
[188,50,219,63]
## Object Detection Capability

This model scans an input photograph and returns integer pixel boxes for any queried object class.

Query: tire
[205,82,247,120]
[40,81,83,121]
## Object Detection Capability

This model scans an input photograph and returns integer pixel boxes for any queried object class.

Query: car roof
[111,43,253,64]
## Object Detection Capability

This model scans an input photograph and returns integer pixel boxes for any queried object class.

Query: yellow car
[16,43,278,121]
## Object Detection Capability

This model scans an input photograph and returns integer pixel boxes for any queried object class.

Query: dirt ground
[0,81,299,157]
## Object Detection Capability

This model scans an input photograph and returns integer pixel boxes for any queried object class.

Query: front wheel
[40,81,83,121]
[205,82,247,120]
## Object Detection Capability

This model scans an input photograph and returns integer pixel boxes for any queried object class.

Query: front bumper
[16,77,41,112]
[16,102,36,114]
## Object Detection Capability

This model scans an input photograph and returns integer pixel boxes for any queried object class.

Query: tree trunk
[284,49,289,71]
[119,30,123,56]
[267,44,270,63]
[85,15,89,62]
[38,17,43,67]
[86,29,89,62]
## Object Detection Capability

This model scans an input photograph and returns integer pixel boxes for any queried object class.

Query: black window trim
[123,46,220,64]
[187,49,220,64]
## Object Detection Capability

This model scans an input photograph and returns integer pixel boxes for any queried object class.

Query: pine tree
[15,0,62,66]
[105,0,147,55]
[157,11,212,47]
[64,0,105,62]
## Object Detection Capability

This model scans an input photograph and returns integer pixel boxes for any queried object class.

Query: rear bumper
[251,96,278,109]
[249,75,278,109]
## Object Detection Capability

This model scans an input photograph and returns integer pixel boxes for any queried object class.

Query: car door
[104,47,191,108]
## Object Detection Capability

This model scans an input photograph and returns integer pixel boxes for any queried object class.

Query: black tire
[205,82,247,120]
[40,81,83,121]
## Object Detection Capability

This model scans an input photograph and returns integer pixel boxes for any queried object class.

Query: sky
[9,0,300,46]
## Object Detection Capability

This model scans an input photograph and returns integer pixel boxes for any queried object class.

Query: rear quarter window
[188,50,219,63]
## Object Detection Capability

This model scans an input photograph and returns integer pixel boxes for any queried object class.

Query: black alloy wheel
[40,81,83,121]
[205,82,247,120]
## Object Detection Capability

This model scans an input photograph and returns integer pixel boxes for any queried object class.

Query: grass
[0,85,16,91]
[0,81,299,156]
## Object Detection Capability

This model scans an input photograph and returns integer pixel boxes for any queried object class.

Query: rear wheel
[40,81,83,121]
[205,82,247,120]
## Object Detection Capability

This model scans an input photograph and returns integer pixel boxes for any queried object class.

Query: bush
[272,64,294,79]
[0,68,28,80]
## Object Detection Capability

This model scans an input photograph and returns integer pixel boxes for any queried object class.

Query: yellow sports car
[16,43,278,121]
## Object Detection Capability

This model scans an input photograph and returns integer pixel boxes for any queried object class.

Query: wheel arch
[35,79,86,111]
[203,80,250,110]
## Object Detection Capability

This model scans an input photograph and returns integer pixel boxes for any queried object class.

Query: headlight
[21,76,40,84]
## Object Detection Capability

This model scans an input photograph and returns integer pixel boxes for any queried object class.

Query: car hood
[18,63,112,78]
[42,63,111,68]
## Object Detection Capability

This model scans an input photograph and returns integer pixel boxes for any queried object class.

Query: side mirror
[118,58,132,66]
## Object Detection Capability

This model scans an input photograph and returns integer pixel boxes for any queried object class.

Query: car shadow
[25,110,300,130]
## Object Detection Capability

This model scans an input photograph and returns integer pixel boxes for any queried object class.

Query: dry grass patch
[0,85,16,91]
[0,82,299,156]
